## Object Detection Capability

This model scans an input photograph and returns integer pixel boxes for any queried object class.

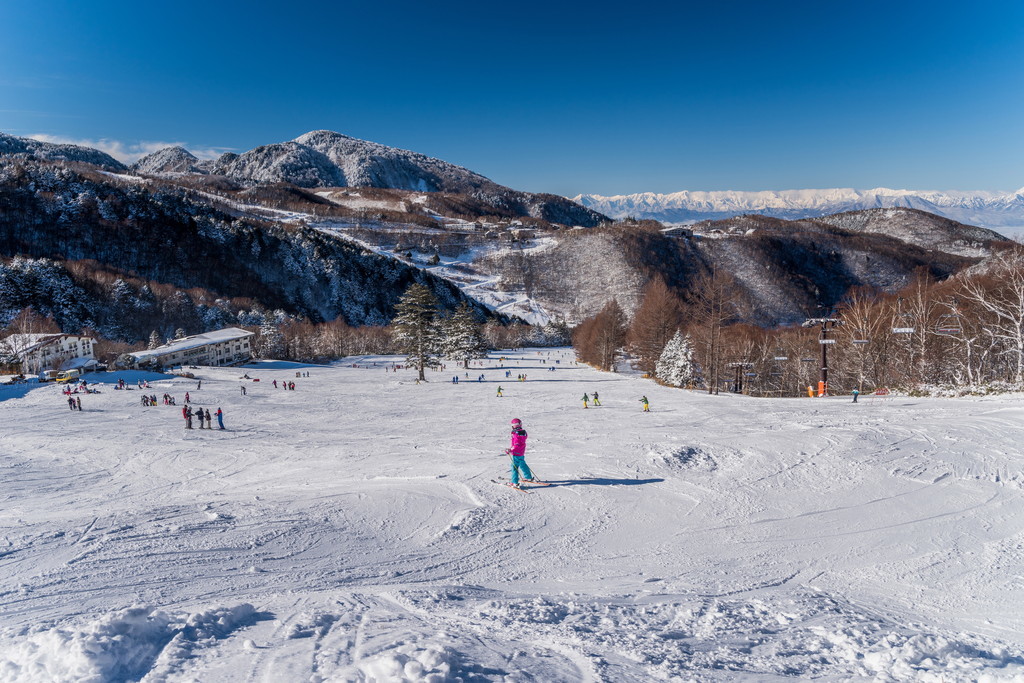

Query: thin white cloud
[27,134,230,163]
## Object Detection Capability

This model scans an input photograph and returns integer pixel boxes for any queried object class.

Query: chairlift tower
[801,317,844,394]
[726,361,754,394]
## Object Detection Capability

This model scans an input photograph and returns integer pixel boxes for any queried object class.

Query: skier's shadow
[545,477,664,487]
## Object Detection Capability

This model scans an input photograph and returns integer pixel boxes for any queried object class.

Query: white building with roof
[119,327,255,370]
[660,225,693,238]
[0,333,97,375]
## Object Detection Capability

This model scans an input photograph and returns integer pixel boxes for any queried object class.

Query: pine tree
[255,322,286,359]
[656,330,696,387]
[541,319,571,346]
[392,283,441,381]
[441,301,486,368]
[173,328,187,340]
[148,330,162,349]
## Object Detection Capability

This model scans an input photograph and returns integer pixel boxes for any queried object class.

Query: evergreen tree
[392,283,441,381]
[541,319,571,346]
[441,301,486,368]
[148,330,162,349]
[656,330,696,387]
[110,279,135,309]
[255,321,285,359]
[173,328,187,340]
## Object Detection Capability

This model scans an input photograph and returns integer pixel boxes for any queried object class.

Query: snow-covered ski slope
[1,350,1023,681]
[314,219,559,325]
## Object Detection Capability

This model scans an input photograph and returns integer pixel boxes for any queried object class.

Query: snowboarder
[852,388,859,403]
[582,393,589,409]
[215,407,224,430]
[497,386,503,397]
[592,391,601,406]
[506,418,538,490]
[640,396,649,412]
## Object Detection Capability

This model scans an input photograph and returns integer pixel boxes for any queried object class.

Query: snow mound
[0,604,256,682]
[644,444,718,471]
[350,641,460,682]
[284,610,338,639]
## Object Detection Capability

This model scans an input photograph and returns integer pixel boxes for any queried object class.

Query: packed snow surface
[1,351,1023,681]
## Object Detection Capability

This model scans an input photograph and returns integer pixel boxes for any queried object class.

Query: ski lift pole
[802,317,843,396]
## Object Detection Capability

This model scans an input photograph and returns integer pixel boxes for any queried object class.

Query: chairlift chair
[935,314,962,336]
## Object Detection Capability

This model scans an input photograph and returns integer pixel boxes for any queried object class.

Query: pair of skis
[497,450,552,492]
[493,479,552,493]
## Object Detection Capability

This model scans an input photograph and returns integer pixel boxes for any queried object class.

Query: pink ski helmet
[510,418,522,425]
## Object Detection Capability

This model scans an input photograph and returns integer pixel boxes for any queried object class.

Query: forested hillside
[0,160,491,342]
[483,217,984,327]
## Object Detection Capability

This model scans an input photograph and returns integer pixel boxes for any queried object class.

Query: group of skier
[183,405,224,430]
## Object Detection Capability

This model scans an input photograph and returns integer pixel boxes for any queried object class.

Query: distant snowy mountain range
[573,188,1024,230]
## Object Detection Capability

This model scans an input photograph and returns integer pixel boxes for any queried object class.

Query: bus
[55,369,83,383]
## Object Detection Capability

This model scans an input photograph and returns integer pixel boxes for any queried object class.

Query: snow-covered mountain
[128,130,606,227]
[194,130,494,192]
[0,133,126,170]
[130,145,206,175]
[573,187,1024,230]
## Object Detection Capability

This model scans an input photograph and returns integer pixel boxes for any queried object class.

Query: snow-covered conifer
[441,301,486,368]
[255,322,285,359]
[391,283,442,381]
[148,330,162,349]
[656,330,696,387]
[541,320,571,346]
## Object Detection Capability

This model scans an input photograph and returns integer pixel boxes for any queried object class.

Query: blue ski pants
[510,455,533,485]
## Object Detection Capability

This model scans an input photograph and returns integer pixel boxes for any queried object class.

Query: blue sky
[2,0,1022,196]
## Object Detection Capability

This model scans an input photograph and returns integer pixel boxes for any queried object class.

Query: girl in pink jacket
[506,418,536,489]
